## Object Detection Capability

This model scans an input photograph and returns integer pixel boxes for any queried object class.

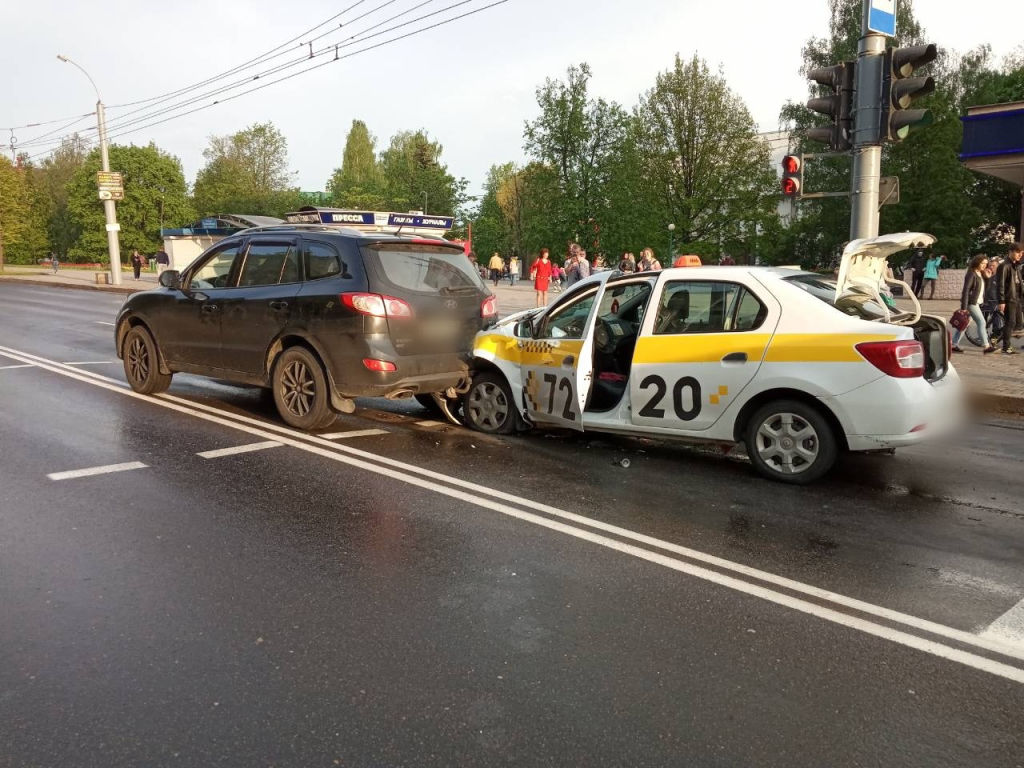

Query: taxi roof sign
[672,254,702,267]
[283,206,455,236]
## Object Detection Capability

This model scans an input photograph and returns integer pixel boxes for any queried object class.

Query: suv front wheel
[272,347,336,430]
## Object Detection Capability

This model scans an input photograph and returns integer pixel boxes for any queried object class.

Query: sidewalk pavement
[4,266,1022,416]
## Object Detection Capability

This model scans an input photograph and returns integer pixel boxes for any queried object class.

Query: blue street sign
[868,0,896,36]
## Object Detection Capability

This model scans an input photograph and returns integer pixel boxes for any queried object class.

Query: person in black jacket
[907,247,927,298]
[952,254,994,353]
[996,243,1024,354]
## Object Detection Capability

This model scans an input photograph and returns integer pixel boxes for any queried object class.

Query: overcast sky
[3,0,1019,203]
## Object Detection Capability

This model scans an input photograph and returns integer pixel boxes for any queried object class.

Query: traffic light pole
[849,1,886,241]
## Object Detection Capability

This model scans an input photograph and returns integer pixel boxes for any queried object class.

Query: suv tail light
[481,294,498,317]
[341,292,413,318]
[855,340,925,378]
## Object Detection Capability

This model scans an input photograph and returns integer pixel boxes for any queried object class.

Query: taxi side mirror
[514,320,534,338]
[159,269,181,290]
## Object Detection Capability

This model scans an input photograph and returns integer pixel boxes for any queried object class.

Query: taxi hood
[834,231,936,302]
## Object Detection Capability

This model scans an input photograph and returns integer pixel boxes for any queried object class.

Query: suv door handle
[722,352,747,363]
[201,304,220,314]
[269,301,289,311]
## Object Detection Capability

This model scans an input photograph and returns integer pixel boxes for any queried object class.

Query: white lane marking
[981,598,1024,646]
[48,461,148,481]
[197,441,283,459]
[95,321,116,326]
[6,344,1024,682]
[415,420,445,428]
[320,429,389,439]
[63,361,117,366]
[0,364,34,370]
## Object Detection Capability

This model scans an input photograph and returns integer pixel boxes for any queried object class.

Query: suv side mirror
[159,269,181,290]
[514,320,534,338]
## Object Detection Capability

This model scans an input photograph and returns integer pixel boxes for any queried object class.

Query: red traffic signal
[781,154,802,198]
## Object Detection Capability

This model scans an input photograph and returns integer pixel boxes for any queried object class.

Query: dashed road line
[415,420,446,428]
[981,597,1024,646]
[48,461,148,481]
[197,441,283,459]
[95,321,116,326]
[0,364,34,370]
[63,361,117,366]
[320,429,389,439]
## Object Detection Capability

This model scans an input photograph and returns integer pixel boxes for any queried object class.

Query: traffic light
[881,44,937,142]
[781,154,802,198]
[806,61,855,151]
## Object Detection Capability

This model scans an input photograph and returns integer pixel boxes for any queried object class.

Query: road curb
[0,276,141,294]
[969,390,1024,418]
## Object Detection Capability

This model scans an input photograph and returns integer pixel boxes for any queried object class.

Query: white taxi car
[460,233,963,484]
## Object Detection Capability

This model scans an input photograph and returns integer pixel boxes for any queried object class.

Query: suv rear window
[363,244,485,295]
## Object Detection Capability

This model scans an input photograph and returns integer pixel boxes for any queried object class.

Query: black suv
[116,225,496,429]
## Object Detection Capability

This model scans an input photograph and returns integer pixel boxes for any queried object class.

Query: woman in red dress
[530,248,553,307]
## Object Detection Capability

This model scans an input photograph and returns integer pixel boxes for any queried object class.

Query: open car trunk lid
[833,232,949,382]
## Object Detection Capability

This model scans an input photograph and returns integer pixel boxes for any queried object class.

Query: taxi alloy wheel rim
[755,412,819,475]
[468,382,508,430]
[126,336,151,384]
[281,360,316,417]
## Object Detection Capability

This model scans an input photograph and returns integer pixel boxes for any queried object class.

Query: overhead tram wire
[98,0,510,147]
[23,0,509,163]
[24,0,440,157]
[105,0,373,112]
[87,0,479,139]
[15,113,98,150]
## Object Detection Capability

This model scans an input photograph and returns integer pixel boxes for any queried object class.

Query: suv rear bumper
[328,351,471,398]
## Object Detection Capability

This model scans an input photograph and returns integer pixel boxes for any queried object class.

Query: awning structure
[960,101,1024,236]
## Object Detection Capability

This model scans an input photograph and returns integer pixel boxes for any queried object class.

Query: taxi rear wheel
[464,372,520,435]
[744,400,837,484]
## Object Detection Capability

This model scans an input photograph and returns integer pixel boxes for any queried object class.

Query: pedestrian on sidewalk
[488,252,504,287]
[907,247,927,298]
[508,254,520,287]
[130,249,144,280]
[952,254,994,354]
[922,252,944,299]
[995,243,1023,354]
[530,248,553,307]
[50,252,59,274]
[156,248,170,275]
[638,247,662,272]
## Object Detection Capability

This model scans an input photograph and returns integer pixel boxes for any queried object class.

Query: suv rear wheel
[744,399,837,484]
[272,347,336,430]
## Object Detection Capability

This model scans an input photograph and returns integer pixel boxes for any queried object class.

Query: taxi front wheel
[464,372,521,435]
[744,400,838,485]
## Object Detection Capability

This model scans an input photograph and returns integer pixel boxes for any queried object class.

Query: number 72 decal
[541,373,577,421]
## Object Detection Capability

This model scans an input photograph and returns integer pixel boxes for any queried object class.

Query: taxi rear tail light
[481,294,498,317]
[855,340,925,378]
[341,292,413,318]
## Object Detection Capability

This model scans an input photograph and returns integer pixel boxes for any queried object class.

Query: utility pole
[58,55,122,285]
[849,2,886,241]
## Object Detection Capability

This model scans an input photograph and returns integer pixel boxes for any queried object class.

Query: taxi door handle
[562,355,575,366]
[722,352,747,363]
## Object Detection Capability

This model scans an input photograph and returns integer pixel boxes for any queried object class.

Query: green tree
[0,157,48,265]
[66,143,193,262]
[630,54,777,262]
[523,63,628,256]
[36,135,88,258]
[326,119,386,209]
[378,129,465,215]
[192,122,302,216]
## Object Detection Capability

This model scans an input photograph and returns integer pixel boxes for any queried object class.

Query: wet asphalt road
[1,283,1023,767]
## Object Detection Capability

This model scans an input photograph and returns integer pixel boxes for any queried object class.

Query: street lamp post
[57,54,122,285]
[667,223,676,263]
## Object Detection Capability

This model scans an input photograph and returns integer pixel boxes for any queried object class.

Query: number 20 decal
[637,374,701,421]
